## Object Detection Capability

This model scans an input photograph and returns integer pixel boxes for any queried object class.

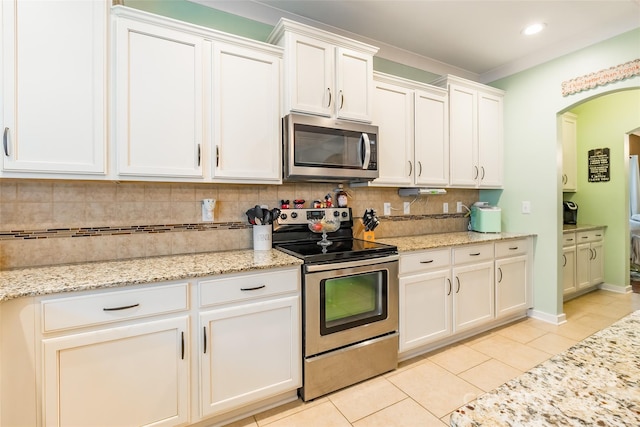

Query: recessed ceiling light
[522,22,546,36]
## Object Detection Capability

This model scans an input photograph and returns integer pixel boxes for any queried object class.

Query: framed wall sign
[588,148,610,182]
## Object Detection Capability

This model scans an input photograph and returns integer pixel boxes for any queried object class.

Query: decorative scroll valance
[561,59,640,96]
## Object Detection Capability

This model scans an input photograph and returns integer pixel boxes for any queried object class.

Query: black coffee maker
[563,201,578,224]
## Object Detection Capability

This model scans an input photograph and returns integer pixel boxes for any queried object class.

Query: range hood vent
[398,188,447,196]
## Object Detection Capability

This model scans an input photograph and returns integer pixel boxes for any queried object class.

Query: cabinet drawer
[576,229,604,243]
[495,239,528,258]
[199,268,299,308]
[41,283,189,333]
[400,248,450,275]
[452,244,493,265]
[563,232,576,247]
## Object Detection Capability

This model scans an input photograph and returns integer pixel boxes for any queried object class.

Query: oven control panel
[277,208,351,225]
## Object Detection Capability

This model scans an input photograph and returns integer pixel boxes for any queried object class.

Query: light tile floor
[225,290,640,427]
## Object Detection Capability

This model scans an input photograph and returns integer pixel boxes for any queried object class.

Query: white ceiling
[191,0,640,83]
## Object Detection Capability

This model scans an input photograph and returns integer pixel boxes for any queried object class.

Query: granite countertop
[563,223,606,233]
[0,231,533,302]
[379,231,532,253]
[450,310,640,426]
[0,249,302,302]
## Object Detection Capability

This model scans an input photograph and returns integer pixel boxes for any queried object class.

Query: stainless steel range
[273,207,399,401]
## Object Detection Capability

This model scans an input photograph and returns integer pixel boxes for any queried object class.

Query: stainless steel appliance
[282,113,379,182]
[273,208,398,401]
[563,201,578,224]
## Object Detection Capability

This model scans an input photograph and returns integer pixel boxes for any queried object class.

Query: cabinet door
[589,240,604,285]
[562,246,577,295]
[287,33,333,117]
[453,262,494,332]
[561,113,578,192]
[335,47,373,122]
[371,81,414,186]
[200,295,301,418]
[477,92,503,188]
[114,18,204,179]
[42,317,189,427]
[495,255,527,318]
[415,89,449,186]
[576,243,592,289]
[448,84,478,187]
[212,43,281,182]
[399,270,452,352]
[1,0,107,175]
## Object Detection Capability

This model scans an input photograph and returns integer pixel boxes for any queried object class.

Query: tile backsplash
[0,179,478,269]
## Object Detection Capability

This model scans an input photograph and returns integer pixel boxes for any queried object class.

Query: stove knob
[291,212,298,219]
[280,213,287,220]
[333,210,340,217]
[341,211,348,218]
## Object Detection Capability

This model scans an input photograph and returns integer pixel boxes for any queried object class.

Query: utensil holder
[354,220,375,242]
[253,225,272,251]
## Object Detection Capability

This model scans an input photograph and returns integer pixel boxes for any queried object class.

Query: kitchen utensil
[254,205,263,224]
[263,208,272,225]
[245,208,256,225]
[271,208,281,222]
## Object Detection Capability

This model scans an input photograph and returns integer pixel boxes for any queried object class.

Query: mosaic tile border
[0,213,467,241]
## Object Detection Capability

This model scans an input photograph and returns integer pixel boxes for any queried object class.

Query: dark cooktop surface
[275,238,397,264]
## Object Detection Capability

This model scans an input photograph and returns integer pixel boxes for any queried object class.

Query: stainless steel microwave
[283,113,379,182]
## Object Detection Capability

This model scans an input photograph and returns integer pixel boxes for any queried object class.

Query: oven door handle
[304,254,399,273]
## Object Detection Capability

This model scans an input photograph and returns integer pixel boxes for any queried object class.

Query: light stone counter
[450,310,640,426]
[0,249,302,302]
[378,231,533,253]
[563,223,606,233]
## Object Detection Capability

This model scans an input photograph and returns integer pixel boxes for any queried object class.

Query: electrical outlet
[383,202,391,216]
[456,201,463,213]
[522,201,531,214]
[403,202,410,214]
[443,202,448,213]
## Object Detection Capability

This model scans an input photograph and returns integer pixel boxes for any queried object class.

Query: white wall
[487,28,640,321]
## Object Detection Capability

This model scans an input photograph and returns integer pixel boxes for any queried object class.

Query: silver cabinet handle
[418,161,422,177]
[203,326,207,354]
[103,303,140,311]
[181,331,185,360]
[473,166,479,180]
[197,144,201,167]
[563,254,567,267]
[455,277,461,293]
[469,252,481,256]
[481,166,485,180]
[497,267,503,283]
[447,278,452,296]
[326,88,332,108]
[420,260,434,264]
[3,127,9,156]
[408,160,413,177]
[339,90,344,110]
[509,246,519,250]
[215,146,220,167]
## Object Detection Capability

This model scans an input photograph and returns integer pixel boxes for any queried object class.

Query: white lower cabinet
[399,238,531,357]
[43,317,189,427]
[573,228,605,294]
[198,268,301,419]
[39,282,191,427]
[452,244,495,333]
[494,239,529,318]
[562,232,577,296]
[2,267,301,427]
[399,249,452,352]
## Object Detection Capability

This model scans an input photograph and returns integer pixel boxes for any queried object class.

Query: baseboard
[527,308,567,325]
[598,282,632,294]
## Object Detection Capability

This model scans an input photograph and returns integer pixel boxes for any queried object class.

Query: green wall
[489,28,640,320]
[566,90,640,288]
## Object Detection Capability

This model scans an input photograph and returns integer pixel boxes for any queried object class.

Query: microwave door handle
[361,133,371,169]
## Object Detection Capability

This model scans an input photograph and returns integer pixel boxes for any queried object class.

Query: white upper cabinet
[560,112,578,192]
[211,43,282,183]
[113,6,283,184]
[268,18,378,122]
[1,0,108,177]
[365,73,448,188]
[114,15,205,180]
[433,75,504,188]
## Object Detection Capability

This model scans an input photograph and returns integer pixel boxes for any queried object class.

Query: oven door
[303,255,399,357]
